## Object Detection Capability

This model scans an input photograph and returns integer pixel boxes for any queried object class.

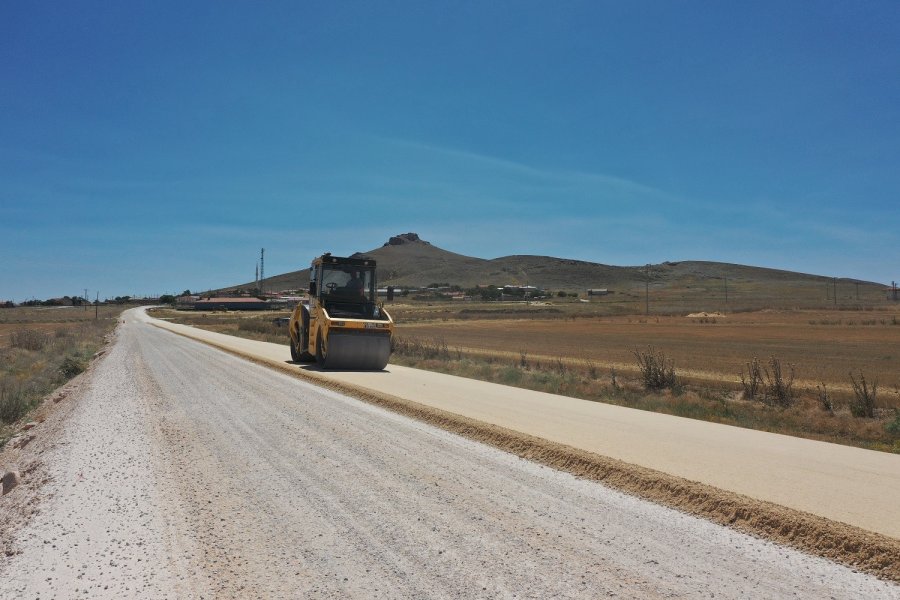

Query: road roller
[289,253,394,370]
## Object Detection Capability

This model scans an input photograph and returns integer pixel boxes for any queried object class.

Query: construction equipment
[289,253,394,370]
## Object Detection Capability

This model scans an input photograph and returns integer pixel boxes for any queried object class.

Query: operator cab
[309,255,387,320]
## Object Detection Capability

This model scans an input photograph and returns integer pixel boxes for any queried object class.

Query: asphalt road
[0,309,897,598]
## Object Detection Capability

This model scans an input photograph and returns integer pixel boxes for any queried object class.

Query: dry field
[394,307,900,395]
[0,305,123,445]
[0,306,124,348]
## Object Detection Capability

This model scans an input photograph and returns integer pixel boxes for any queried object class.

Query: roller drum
[321,331,391,370]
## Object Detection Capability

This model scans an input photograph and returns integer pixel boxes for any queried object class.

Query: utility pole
[84,288,88,312]
[95,292,99,320]
[723,273,728,314]
[833,277,837,307]
[260,248,265,295]
[645,264,650,316]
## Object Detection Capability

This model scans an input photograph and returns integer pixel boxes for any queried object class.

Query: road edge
[0,324,120,567]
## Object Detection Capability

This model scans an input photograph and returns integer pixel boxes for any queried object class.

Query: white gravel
[1,309,897,599]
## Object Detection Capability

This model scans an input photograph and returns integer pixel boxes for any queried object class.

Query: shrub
[816,382,834,414]
[849,371,877,418]
[499,366,523,385]
[763,357,795,408]
[633,346,678,391]
[741,356,795,407]
[740,357,763,401]
[886,410,900,437]
[59,355,86,379]
[0,381,32,424]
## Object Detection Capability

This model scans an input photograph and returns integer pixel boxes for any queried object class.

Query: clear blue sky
[2,1,898,301]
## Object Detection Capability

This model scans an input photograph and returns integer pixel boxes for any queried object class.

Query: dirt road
[1,309,897,598]
[147,311,900,540]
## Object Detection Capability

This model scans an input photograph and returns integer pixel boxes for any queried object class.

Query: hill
[220,233,886,311]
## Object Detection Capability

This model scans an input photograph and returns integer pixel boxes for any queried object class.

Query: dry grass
[149,309,290,344]
[0,306,123,446]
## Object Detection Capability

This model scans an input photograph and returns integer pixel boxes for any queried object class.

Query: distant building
[176,295,200,309]
[193,297,269,311]
[888,282,899,301]
[268,296,303,309]
[587,289,609,297]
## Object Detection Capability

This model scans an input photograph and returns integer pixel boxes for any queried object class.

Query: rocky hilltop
[384,233,430,247]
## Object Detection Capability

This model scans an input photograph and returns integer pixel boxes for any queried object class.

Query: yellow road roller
[289,253,394,370]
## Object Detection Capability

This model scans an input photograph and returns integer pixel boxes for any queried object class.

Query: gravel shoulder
[1,309,897,598]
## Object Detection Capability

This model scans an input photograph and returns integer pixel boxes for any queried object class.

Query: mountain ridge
[222,233,881,295]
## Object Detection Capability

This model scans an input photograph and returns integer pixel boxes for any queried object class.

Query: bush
[633,346,678,391]
[741,356,795,407]
[763,357,795,408]
[740,357,763,400]
[499,366,523,385]
[0,381,31,424]
[816,382,834,414]
[886,410,900,437]
[59,355,86,379]
[849,371,877,418]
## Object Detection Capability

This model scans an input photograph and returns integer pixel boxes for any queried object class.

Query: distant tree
[158,294,176,305]
[1,300,14,308]
[557,290,567,297]
[181,289,192,296]
[467,286,501,301]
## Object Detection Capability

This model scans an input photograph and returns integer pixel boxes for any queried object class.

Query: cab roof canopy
[316,254,376,267]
